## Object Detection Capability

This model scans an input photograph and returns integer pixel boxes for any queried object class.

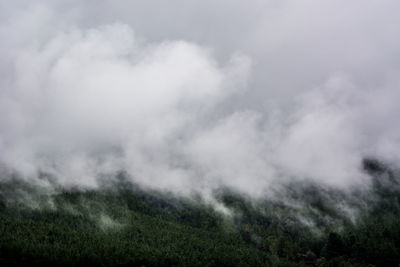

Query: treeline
[0,158,399,266]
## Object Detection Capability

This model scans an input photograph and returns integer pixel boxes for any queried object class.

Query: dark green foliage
[0,181,286,266]
[322,232,345,259]
[0,158,399,266]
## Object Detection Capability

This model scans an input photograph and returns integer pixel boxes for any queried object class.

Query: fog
[1,1,400,199]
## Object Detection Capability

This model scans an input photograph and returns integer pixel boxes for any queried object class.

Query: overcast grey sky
[1,1,400,198]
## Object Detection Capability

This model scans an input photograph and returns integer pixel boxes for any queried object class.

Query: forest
[0,158,399,266]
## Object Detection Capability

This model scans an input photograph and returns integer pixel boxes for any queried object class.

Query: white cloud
[1,1,400,199]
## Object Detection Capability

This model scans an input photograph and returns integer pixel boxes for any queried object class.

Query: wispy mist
[1,1,400,199]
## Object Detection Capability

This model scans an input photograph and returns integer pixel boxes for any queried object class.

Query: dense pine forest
[0,158,399,266]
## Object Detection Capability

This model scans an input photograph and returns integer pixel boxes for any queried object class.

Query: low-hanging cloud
[1,1,400,199]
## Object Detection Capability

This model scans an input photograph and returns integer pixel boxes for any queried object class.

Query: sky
[1,0,400,198]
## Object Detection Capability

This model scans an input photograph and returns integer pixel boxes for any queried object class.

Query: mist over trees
[1,1,400,266]
[0,158,399,266]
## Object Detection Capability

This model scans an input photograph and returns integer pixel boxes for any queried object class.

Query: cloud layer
[1,1,400,198]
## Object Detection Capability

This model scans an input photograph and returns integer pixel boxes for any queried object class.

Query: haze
[1,0,400,199]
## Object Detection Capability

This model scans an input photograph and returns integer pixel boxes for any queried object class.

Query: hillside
[0,159,399,266]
